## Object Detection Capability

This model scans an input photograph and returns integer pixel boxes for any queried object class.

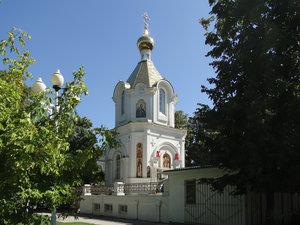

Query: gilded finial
[137,12,154,53]
[142,12,150,34]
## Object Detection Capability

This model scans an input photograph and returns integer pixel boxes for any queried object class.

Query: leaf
[18,36,25,47]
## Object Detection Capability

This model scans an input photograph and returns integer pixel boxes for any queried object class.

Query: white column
[113,182,125,196]
[180,141,185,168]
[151,166,157,182]
[83,184,91,196]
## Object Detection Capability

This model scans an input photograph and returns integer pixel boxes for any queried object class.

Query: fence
[184,182,300,225]
[246,192,300,225]
[81,182,163,196]
[184,183,245,225]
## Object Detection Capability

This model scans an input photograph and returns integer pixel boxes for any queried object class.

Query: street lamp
[32,77,46,93]
[51,69,64,92]
[32,69,64,225]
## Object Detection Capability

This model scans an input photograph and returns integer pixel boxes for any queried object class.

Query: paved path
[42,213,168,225]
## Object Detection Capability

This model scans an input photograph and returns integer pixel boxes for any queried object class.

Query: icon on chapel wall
[136,143,143,178]
[175,153,179,160]
[137,158,143,177]
[163,153,171,168]
[136,143,143,158]
[136,99,146,118]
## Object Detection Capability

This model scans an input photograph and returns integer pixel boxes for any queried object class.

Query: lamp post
[32,69,64,225]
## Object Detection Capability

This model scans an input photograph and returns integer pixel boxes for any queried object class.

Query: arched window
[121,91,125,115]
[163,153,171,168]
[159,89,165,114]
[116,154,120,180]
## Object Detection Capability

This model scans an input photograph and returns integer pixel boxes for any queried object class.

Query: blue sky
[0,0,215,129]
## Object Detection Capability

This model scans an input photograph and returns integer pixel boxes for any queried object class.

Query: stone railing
[82,184,114,195]
[82,182,163,196]
[124,182,163,195]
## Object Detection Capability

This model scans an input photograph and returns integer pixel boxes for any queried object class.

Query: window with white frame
[116,154,120,180]
[104,204,113,213]
[185,180,196,204]
[159,89,165,114]
[121,91,125,115]
[118,204,128,214]
[93,203,100,212]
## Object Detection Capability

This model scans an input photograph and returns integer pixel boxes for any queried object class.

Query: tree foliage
[0,28,118,224]
[185,105,217,167]
[174,110,188,130]
[174,110,193,165]
[67,116,118,185]
[175,110,216,167]
[196,0,300,222]
[67,116,103,185]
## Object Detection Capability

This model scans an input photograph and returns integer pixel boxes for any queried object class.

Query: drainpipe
[135,200,139,220]
[156,199,162,222]
[92,198,94,215]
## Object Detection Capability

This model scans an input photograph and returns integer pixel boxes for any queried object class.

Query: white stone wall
[82,168,238,224]
[80,194,169,223]
[166,167,227,223]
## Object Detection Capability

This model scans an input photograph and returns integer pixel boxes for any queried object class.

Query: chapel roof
[127,60,162,88]
[126,13,163,88]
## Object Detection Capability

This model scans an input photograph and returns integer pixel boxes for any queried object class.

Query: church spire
[137,12,154,61]
[127,13,162,88]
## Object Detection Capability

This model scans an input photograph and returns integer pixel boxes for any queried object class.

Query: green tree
[0,28,117,224]
[175,110,215,166]
[67,116,118,185]
[198,0,300,224]
[174,110,188,130]
[175,110,216,166]
[185,105,217,167]
[67,116,103,185]
[175,111,192,165]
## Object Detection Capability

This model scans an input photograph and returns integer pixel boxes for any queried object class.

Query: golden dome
[137,32,154,51]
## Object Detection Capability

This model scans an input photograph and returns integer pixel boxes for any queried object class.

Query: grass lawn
[57,222,94,225]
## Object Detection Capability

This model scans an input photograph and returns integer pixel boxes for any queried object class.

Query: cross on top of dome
[142,12,150,34]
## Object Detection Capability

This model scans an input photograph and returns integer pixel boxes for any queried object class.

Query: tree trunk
[265,191,274,225]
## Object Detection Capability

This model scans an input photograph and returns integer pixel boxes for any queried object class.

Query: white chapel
[105,16,186,185]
